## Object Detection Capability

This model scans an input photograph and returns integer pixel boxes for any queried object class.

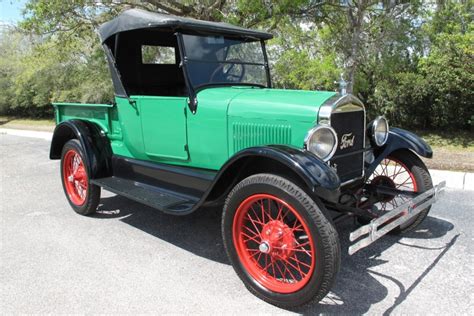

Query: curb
[429,169,473,191]
[1,127,472,190]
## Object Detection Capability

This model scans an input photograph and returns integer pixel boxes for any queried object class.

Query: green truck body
[54,88,336,170]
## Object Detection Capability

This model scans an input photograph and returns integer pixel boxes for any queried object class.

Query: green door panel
[186,88,248,169]
[139,96,188,160]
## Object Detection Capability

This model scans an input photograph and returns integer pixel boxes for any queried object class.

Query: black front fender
[205,145,341,203]
[367,127,432,175]
[50,120,112,178]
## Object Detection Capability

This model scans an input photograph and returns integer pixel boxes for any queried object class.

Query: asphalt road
[1,133,473,314]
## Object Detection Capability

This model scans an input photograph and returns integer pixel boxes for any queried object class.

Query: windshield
[181,34,269,89]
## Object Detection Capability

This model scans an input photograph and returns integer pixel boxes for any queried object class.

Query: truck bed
[52,102,122,140]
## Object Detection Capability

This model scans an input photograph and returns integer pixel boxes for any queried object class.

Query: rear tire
[222,173,340,307]
[60,139,100,215]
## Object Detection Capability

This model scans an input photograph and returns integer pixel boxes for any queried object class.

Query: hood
[227,88,336,123]
[194,87,338,155]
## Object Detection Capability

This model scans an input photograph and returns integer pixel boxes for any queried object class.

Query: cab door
[138,43,189,161]
[140,96,188,160]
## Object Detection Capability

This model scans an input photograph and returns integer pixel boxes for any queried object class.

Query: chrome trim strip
[348,181,446,255]
[318,94,365,125]
[340,175,365,187]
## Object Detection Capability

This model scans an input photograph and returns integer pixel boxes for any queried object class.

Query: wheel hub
[371,175,396,202]
[260,220,296,260]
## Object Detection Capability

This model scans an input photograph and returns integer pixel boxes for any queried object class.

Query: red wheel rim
[233,194,316,293]
[63,149,88,206]
[369,157,418,213]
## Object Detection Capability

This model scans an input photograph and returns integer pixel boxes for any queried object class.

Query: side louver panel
[232,122,292,153]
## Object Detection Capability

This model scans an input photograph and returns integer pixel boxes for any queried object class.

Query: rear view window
[141,45,176,64]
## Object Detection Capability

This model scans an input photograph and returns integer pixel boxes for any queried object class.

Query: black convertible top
[98,9,273,43]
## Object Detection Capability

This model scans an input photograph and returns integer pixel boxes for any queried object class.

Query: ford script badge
[340,133,355,150]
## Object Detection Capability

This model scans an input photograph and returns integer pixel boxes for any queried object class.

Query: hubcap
[259,241,270,253]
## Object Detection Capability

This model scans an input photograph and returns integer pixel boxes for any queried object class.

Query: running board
[91,176,198,214]
[348,181,446,255]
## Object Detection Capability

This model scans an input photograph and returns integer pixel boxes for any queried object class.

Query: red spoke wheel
[366,149,433,233]
[60,139,100,215]
[63,149,88,205]
[223,174,340,307]
[233,194,315,293]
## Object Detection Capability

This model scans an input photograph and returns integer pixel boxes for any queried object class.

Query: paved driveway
[1,134,473,314]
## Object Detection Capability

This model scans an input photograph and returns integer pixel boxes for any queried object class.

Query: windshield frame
[177,32,272,113]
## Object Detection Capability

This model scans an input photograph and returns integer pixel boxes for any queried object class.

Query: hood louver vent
[232,122,292,153]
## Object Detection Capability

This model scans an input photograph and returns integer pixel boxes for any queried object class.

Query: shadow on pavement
[95,195,456,314]
[95,195,228,264]
[297,216,456,314]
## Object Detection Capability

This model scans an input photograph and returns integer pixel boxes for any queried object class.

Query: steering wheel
[210,59,246,83]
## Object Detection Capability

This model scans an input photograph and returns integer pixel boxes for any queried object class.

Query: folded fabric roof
[98,8,273,43]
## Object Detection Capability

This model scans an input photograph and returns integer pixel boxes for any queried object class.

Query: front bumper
[348,181,446,255]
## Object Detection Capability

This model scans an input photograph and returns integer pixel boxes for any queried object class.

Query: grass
[411,130,473,171]
[415,130,474,152]
[0,116,55,131]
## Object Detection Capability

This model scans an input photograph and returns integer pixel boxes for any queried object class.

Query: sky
[0,0,27,24]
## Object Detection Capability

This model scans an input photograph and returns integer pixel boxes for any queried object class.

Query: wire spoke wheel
[363,150,435,234]
[60,139,100,215]
[233,194,315,293]
[62,149,88,206]
[369,157,418,216]
[223,174,340,307]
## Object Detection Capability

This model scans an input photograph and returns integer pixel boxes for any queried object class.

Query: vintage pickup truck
[50,9,445,307]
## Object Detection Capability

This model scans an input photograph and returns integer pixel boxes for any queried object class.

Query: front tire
[367,149,433,234]
[222,174,340,307]
[60,139,100,215]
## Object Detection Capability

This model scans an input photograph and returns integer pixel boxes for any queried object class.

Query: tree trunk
[344,1,366,94]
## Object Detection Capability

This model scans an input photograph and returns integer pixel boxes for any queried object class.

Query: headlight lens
[305,125,338,161]
[371,116,389,146]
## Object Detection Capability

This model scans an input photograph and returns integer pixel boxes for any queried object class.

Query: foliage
[368,1,473,129]
[0,0,472,131]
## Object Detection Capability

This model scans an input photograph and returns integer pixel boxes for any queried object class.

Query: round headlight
[371,116,389,146]
[304,125,338,161]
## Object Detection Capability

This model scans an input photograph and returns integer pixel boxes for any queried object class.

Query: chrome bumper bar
[348,181,446,255]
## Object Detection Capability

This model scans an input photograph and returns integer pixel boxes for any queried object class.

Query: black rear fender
[205,145,341,203]
[49,120,112,178]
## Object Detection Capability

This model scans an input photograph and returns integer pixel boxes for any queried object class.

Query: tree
[1,0,471,132]
[231,1,424,94]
